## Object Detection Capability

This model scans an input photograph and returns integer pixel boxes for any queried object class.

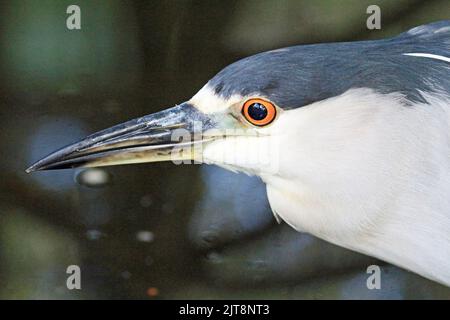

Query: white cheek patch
[202,135,281,176]
[189,84,244,114]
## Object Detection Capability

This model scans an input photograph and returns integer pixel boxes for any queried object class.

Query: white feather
[403,53,450,63]
[263,88,450,286]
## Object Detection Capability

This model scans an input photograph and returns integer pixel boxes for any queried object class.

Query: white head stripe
[189,84,244,114]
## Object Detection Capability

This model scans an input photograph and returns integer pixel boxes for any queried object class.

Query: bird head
[26,27,449,188]
[26,49,314,178]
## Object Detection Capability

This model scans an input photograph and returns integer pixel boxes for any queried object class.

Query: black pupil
[248,103,267,120]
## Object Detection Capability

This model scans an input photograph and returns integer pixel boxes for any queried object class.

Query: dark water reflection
[1,0,450,299]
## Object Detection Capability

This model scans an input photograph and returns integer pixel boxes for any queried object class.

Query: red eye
[242,99,277,126]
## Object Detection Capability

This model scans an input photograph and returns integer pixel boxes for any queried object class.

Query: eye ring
[242,98,277,126]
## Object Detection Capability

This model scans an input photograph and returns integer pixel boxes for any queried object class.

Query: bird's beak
[26,102,220,172]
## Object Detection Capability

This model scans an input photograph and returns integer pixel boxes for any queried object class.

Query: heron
[27,21,450,287]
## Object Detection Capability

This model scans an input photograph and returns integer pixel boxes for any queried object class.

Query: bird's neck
[266,176,450,287]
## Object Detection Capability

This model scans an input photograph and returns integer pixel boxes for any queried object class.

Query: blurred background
[0,0,450,299]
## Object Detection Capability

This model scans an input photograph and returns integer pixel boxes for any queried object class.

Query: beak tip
[25,147,73,173]
[25,163,40,173]
[26,158,52,173]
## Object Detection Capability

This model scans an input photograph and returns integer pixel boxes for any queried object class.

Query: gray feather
[208,21,450,109]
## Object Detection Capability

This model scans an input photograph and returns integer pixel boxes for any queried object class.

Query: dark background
[0,0,450,299]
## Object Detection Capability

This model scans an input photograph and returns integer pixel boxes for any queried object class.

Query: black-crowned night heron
[27,21,450,287]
